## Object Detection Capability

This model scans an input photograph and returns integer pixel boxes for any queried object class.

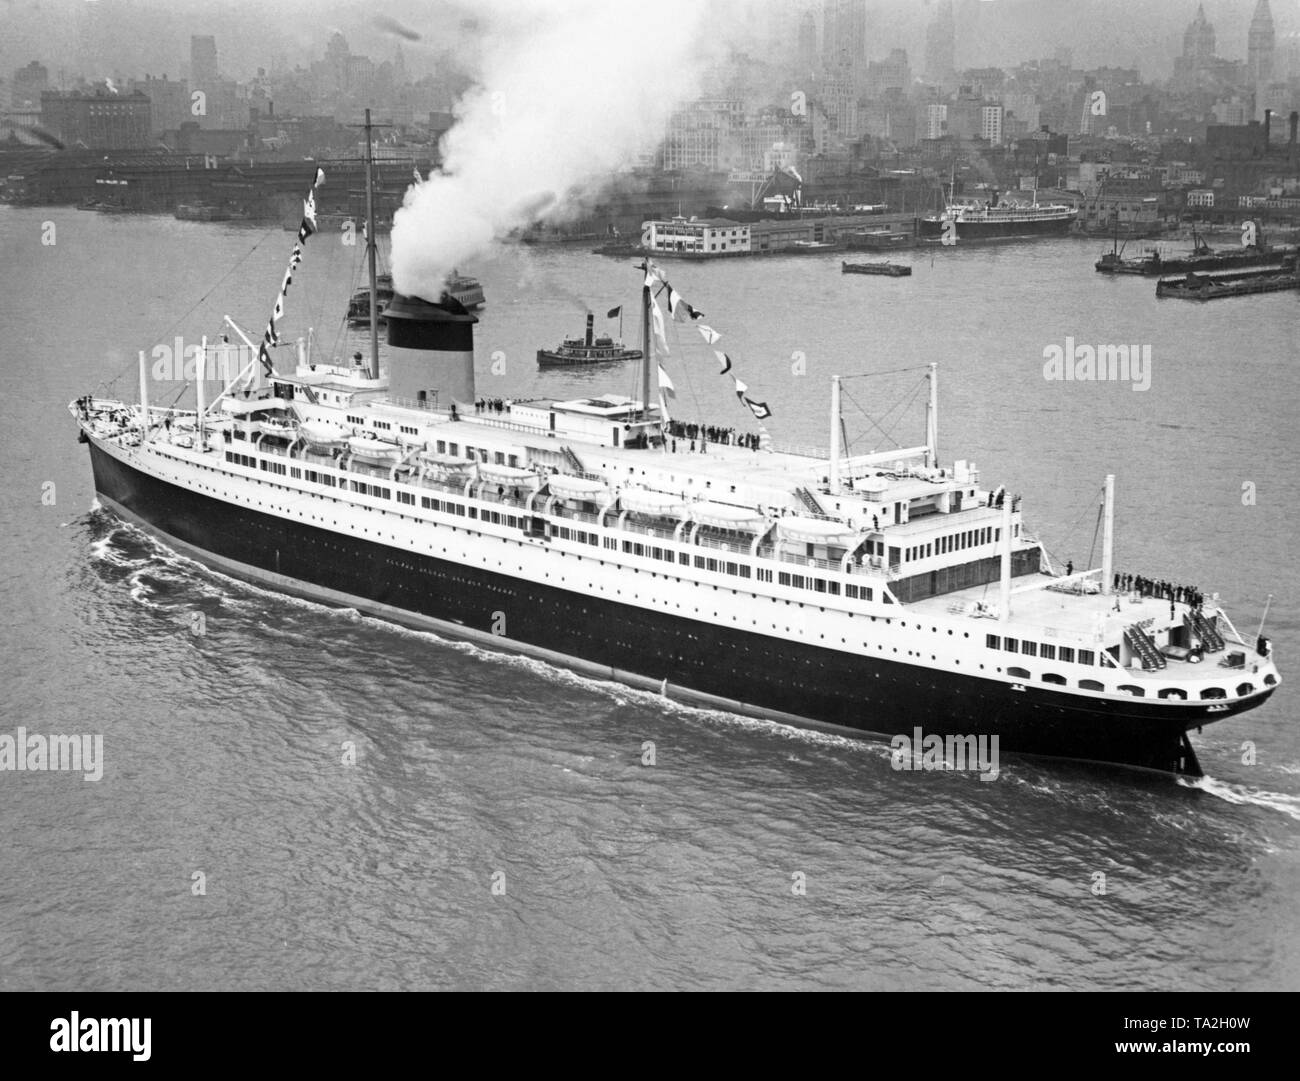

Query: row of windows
[433,439,519,468]
[987,634,1094,666]
[1004,666,1255,700]
[218,445,899,607]
[420,495,467,517]
[351,480,391,499]
[908,527,996,563]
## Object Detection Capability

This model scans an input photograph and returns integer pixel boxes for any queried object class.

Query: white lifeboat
[347,435,402,461]
[620,488,689,517]
[775,516,859,545]
[299,421,348,446]
[548,474,609,500]
[479,463,540,488]
[689,501,767,531]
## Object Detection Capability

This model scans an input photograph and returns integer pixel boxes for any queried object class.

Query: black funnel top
[385,292,478,352]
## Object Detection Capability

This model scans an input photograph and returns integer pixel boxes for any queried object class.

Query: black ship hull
[920,214,1076,241]
[87,441,1272,776]
[536,348,642,367]
[1102,249,1296,276]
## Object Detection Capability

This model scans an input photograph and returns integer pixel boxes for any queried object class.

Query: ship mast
[640,259,652,430]
[925,361,938,468]
[828,375,842,495]
[1101,474,1115,596]
[364,108,380,380]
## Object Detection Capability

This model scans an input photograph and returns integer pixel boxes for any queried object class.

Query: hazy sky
[1,0,1295,86]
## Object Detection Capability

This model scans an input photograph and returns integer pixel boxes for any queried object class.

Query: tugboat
[842,260,912,277]
[537,313,642,367]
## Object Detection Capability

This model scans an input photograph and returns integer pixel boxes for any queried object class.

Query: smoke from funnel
[390,0,721,301]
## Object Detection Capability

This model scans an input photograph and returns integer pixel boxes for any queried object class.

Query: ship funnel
[385,292,477,409]
[585,312,594,347]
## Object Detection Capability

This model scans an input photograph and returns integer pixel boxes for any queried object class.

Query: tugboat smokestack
[585,312,594,348]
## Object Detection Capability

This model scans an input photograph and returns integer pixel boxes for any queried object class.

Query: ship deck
[909,578,1247,680]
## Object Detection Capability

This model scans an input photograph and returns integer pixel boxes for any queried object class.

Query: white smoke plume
[391,0,725,301]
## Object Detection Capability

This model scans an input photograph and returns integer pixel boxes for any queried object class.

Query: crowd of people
[1116,573,1205,610]
[665,420,761,451]
[475,398,512,414]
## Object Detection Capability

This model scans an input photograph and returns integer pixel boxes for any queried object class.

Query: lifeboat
[347,435,403,461]
[688,501,768,531]
[620,488,689,517]
[775,516,859,545]
[299,421,348,447]
[547,474,609,501]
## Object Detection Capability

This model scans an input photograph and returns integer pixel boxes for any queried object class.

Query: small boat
[845,227,914,251]
[537,313,642,367]
[174,203,232,222]
[842,260,911,277]
[1155,258,1300,300]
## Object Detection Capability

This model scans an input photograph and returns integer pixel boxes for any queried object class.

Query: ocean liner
[920,191,1078,242]
[70,167,1280,779]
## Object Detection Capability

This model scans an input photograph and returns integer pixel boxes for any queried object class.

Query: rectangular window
[1059,646,1075,663]
[1004,638,1018,654]
[1022,641,1038,657]
[1078,649,1096,666]
[1041,644,1056,660]
[986,634,1000,649]
[397,491,415,506]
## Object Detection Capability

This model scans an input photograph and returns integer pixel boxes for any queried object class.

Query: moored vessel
[842,260,911,277]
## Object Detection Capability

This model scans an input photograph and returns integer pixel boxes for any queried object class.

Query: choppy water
[1,207,1297,990]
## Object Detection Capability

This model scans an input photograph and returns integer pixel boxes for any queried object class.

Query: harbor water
[1,206,1298,990]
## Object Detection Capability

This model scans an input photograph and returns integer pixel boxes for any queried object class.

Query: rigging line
[1050,491,1102,554]
[839,365,931,380]
[666,312,705,424]
[1085,487,1104,571]
[840,371,927,446]
[841,375,927,453]
[103,226,283,394]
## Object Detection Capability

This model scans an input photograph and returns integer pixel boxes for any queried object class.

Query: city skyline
[2,0,1299,90]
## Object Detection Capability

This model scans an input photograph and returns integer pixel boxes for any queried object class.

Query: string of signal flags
[604,261,773,426]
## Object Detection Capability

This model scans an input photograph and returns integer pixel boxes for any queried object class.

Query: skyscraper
[924,1,955,89]
[821,0,866,83]
[796,11,817,78]
[1183,3,1215,62]
[1248,0,1276,121]
[1247,0,1275,87]
[190,36,218,92]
